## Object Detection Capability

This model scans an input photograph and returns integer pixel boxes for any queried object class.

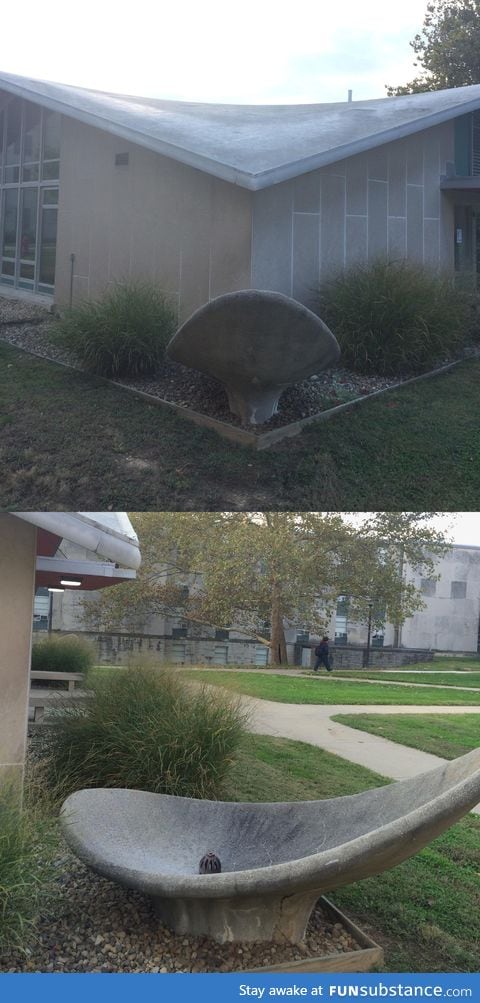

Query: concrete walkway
[242,696,480,815]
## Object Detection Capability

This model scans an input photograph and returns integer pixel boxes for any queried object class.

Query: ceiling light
[47,587,64,593]
[60,579,82,587]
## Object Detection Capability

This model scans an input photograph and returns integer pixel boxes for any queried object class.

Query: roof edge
[3,74,480,189]
[248,96,480,189]
[0,75,256,188]
[14,513,141,569]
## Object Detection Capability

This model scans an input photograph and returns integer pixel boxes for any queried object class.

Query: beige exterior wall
[252,122,456,308]
[0,516,36,795]
[53,116,457,318]
[55,118,253,321]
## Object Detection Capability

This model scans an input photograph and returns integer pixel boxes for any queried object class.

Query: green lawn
[332,670,480,688]
[430,657,480,670]
[2,341,480,508]
[224,735,479,973]
[222,734,390,801]
[183,669,480,704]
[331,713,480,759]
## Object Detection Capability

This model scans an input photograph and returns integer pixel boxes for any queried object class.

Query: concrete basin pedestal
[153,888,318,943]
[167,289,341,425]
[61,750,480,944]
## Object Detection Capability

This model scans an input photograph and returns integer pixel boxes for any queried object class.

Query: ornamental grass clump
[0,784,55,955]
[49,281,176,378]
[31,634,94,675]
[42,665,248,799]
[315,259,472,377]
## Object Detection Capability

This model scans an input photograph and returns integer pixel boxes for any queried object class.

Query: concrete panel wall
[56,118,252,321]
[401,547,480,652]
[55,116,455,316]
[251,122,455,307]
[0,516,36,794]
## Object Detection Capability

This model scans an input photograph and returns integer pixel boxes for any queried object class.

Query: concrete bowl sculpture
[166,289,340,424]
[60,748,480,944]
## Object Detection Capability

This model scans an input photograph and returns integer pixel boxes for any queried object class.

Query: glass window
[0,108,4,176]
[42,188,58,205]
[172,626,187,638]
[2,188,18,263]
[43,111,60,159]
[19,263,35,287]
[451,580,467,599]
[20,188,37,262]
[23,102,41,164]
[42,111,60,180]
[473,111,480,176]
[0,97,59,294]
[5,100,21,183]
[39,206,57,286]
[420,579,436,597]
[42,160,60,180]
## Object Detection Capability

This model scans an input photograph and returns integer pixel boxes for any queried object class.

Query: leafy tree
[83,513,448,665]
[387,0,480,95]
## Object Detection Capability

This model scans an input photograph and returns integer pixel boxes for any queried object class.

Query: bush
[41,665,248,799]
[0,784,54,954]
[49,281,176,378]
[31,634,94,675]
[315,259,472,377]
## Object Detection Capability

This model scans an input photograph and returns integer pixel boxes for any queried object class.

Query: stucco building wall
[251,122,455,308]
[55,117,253,321]
[400,546,480,652]
[0,516,36,793]
[53,116,456,318]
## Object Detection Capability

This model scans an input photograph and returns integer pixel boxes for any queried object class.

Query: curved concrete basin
[61,748,480,943]
[167,289,340,424]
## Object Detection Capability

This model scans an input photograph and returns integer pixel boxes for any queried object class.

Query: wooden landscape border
[242,896,384,974]
[1,332,471,450]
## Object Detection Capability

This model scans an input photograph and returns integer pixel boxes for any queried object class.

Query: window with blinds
[472,111,480,175]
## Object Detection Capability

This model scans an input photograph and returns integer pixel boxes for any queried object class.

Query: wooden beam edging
[242,896,384,973]
[1,335,475,451]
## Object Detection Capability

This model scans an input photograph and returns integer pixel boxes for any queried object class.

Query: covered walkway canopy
[0,512,141,794]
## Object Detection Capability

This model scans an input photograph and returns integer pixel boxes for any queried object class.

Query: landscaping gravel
[1,294,477,432]
[0,845,361,973]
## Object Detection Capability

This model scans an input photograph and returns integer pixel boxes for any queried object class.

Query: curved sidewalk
[243,696,480,814]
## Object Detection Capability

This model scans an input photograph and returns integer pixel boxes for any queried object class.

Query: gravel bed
[1,294,477,432]
[0,846,362,974]
[2,740,363,974]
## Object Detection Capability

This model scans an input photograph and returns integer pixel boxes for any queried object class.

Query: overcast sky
[2,0,426,104]
[427,513,480,548]
[348,514,480,548]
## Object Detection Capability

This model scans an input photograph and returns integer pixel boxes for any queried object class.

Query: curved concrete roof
[14,512,141,569]
[2,71,480,189]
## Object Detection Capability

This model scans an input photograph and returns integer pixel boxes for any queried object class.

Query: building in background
[3,72,480,314]
[39,542,480,666]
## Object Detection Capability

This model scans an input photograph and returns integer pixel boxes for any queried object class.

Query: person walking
[313,636,333,673]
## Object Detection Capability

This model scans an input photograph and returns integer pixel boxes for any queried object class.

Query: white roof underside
[14,512,141,569]
[2,71,480,189]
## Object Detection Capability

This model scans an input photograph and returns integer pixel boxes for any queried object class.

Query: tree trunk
[270,581,288,665]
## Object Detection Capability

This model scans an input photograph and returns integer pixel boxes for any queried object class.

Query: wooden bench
[29,672,85,722]
[30,670,84,691]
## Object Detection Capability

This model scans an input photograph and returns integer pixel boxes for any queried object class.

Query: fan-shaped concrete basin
[166,289,340,424]
[61,748,480,943]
